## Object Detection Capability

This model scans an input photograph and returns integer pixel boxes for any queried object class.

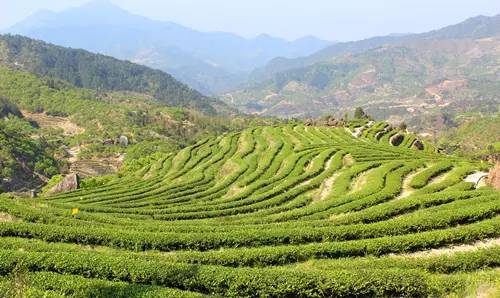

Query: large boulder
[118,135,129,147]
[487,163,500,190]
[304,119,314,126]
[374,131,384,140]
[412,139,425,150]
[390,134,404,146]
[47,174,79,195]
[325,117,344,127]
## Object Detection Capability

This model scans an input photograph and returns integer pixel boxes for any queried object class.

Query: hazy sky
[1,0,500,41]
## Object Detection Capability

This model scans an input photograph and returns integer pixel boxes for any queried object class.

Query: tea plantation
[0,124,499,297]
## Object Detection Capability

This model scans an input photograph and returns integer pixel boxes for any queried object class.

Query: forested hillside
[0,34,228,114]
[0,64,276,192]
[0,98,59,191]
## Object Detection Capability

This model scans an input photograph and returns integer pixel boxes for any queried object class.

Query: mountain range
[225,14,500,123]
[4,0,331,94]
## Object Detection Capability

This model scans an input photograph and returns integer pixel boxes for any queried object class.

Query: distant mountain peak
[77,0,125,12]
[4,1,332,94]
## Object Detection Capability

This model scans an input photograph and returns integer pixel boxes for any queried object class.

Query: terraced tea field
[1,124,499,297]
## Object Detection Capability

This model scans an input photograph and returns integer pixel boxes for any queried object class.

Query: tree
[353,107,368,119]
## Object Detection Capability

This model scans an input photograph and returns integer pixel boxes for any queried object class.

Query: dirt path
[315,172,341,202]
[302,154,334,188]
[399,238,500,258]
[349,168,374,193]
[314,154,355,202]
[426,170,450,186]
[0,213,18,222]
[396,166,428,199]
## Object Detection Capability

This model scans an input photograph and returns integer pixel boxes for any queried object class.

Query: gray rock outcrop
[47,174,79,195]
[390,134,404,146]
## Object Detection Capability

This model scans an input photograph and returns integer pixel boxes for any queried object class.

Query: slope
[0,124,498,296]
[0,63,276,192]
[0,34,227,114]
[229,15,500,119]
[0,98,58,192]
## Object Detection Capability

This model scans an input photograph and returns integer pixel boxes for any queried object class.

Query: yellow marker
[71,208,79,216]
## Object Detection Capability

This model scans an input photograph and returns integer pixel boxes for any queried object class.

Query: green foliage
[0,125,498,296]
[0,115,58,191]
[438,113,500,156]
[41,175,63,194]
[353,107,368,119]
[0,34,224,114]
[0,97,22,118]
[0,65,280,191]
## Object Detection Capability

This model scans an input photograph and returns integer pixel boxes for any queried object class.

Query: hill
[0,124,498,296]
[252,14,500,81]
[226,15,500,120]
[0,62,277,191]
[0,34,230,114]
[4,0,331,94]
[423,112,500,157]
[0,98,59,192]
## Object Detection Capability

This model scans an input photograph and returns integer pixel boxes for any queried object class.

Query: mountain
[225,15,500,120]
[251,15,500,82]
[4,0,332,94]
[0,34,229,114]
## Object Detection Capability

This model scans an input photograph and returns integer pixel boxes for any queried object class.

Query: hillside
[0,98,59,192]
[0,64,277,191]
[0,124,498,296]
[0,34,228,114]
[432,113,500,157]
[226,15,500,120]
[4,0,331,94]
[252,14,500,81]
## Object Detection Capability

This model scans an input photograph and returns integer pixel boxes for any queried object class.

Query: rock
[390,134,404,146]
[487,163,500,190]
[326,118,344,127]
[118,135,129,147]
[47,174,79,195]
[412,139,424,150]
[374,131,384,141]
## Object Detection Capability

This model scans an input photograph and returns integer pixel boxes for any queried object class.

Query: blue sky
[1,0,500,41]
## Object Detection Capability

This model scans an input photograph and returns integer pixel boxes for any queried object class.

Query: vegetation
[0,124,498,296]
[0,63,278,192]
[225,15,500,121]
[0,99,59,191]
[353,107,368,119]
[0,34,229,114]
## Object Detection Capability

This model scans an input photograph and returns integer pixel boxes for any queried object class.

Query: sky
[1,0,500,41]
